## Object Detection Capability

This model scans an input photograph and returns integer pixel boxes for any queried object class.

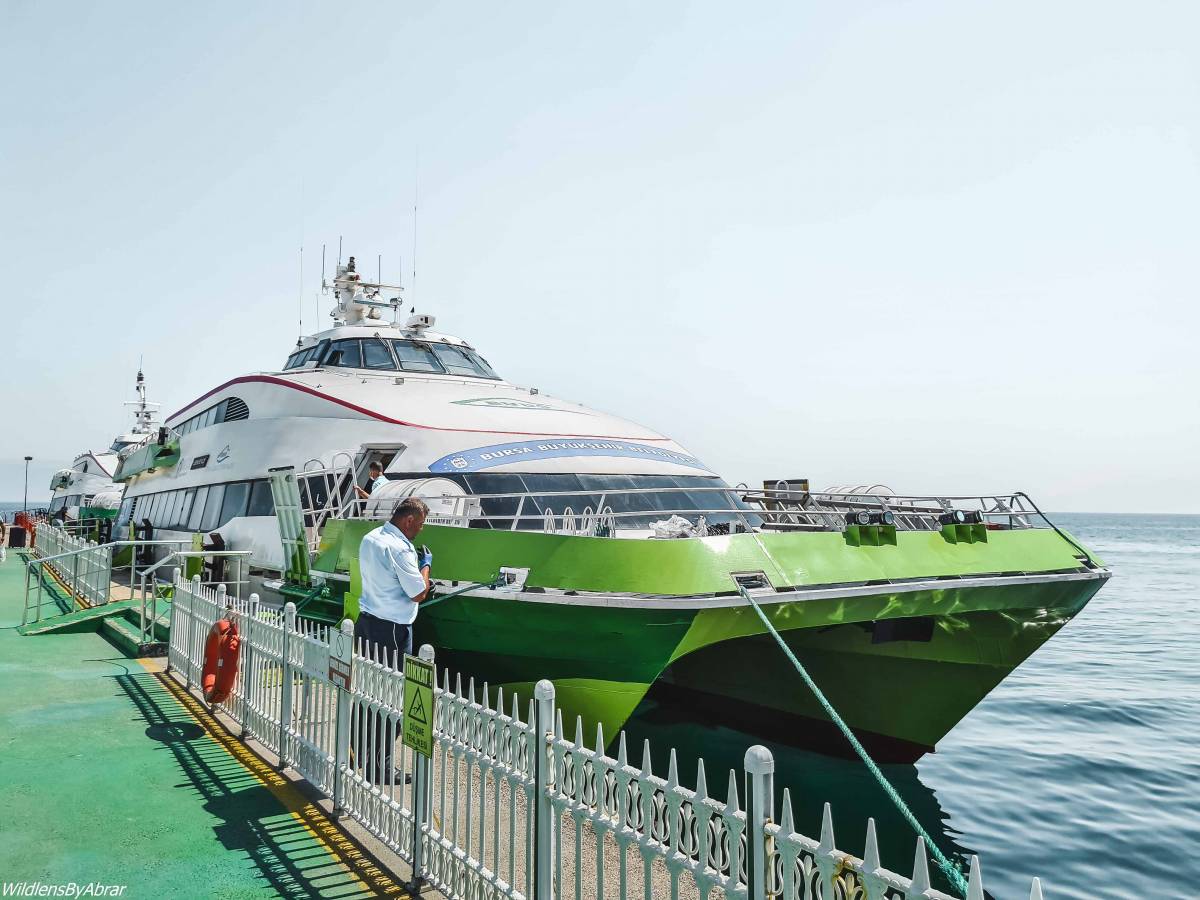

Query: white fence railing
[166,574,1047,900]
[32,523,113,609]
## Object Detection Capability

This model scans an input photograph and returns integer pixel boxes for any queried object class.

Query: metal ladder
[268,466,313,587]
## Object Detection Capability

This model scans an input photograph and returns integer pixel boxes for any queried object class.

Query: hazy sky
[2,1,1197,511]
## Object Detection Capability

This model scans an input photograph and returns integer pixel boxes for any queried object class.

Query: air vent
[223,397,249,422]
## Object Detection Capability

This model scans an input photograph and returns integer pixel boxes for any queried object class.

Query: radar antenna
[123,365,161,436]
[322,252,405,326]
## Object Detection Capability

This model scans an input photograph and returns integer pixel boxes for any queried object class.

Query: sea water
[625,513,1200,899]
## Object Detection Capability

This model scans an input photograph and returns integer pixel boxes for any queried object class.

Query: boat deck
[0,551,408,898]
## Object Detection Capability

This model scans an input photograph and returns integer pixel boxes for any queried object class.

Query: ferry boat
[116,255,1110,761]
[48,368,159,523]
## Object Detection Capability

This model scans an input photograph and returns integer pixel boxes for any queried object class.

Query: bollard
[534,679,557,900]
[279,602,297,771]
[745,745,775,900]
[410,643,437,891]
[331,618,355,817]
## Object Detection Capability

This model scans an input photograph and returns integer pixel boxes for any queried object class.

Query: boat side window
[325,339,363,368]
[142,493,157,526]
[361,338,395,370]
[219,481,250,527]
[431,343,497,378]
[200,484,225,532]
[167,490,185,529]
[467,349,499,379]
[187,486,209,531]
[152,494,164,528]
[178,489,196,530]
[390,340,446,374]
[461,473,532,528]
[285,346,321,369]
[246,479,274,517]
[518,473,593,522]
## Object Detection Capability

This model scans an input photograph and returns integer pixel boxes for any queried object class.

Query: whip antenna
[298,246,304,338]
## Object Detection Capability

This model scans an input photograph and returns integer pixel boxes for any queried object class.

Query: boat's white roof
[162,321,712,477]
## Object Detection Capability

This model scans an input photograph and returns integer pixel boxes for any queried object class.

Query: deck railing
[166,573,1045,900]
[289,461,1052,538]
[31,523,113,610]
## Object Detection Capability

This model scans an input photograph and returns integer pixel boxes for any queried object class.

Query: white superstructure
[48,368,159,519]
[118,255,734,569]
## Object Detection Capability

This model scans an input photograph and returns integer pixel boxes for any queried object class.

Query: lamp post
[23,456,32,516]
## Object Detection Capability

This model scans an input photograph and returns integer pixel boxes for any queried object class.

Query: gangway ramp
[16,598,142,635]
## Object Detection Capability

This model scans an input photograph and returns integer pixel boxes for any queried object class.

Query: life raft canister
[202,618,240,704]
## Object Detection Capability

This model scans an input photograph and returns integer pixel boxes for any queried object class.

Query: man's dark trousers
[352,611,413,784]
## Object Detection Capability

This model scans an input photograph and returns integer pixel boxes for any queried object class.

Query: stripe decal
[168,375,673,441]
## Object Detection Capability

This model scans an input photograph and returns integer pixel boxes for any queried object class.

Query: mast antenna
[412,152,419,304]
[298,245,304,339]
[337,236,343,269]
[377,253,381,285]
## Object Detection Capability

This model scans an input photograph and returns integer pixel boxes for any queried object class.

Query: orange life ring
[202,618,240,704]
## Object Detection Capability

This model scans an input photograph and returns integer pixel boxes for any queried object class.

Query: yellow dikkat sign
[402,654,434,758]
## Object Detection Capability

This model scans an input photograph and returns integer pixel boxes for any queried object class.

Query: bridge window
[325,339,363,368]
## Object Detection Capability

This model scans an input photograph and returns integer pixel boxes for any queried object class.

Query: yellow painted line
[39,561,89,611]
[135,659,411,897]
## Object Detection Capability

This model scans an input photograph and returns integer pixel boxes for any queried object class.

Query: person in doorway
[0,521,7,563]
[354,461,388,499]
[351,496,433,785]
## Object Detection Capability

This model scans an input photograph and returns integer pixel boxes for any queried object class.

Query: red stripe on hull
[167,374,672,441]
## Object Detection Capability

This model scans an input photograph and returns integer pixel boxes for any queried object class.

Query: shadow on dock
[112,669,398,898]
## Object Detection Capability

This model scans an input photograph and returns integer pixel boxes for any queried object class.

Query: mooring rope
[420,575,508,611]
[736,584,970,897]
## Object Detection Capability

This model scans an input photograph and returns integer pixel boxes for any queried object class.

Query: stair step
[101,615,166,658]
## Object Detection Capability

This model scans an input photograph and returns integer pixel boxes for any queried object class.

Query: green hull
[315,518,1108,757]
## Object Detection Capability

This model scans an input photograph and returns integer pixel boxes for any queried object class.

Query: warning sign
[402,654,435,758]
[328,630,353,690]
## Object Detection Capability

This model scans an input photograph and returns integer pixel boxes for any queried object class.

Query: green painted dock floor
[0,551,407,898]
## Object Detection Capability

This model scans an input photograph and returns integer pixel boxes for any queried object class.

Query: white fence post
[745,745,774,900]
[166,570,181,674]
[278,602,296,771]
[238,593,259,738]
[410,643,436,891]
[534,679,556,900]
[331,617,354,817]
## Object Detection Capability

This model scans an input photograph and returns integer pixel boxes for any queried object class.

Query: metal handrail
[23,538,194,626]
[29,539,190,567]
[334,485,1048,535]
[135,549,254,645]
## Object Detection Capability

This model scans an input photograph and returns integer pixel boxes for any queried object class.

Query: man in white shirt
[355,461,389,500]
[356,496,432,660]
[352,496,432,785]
